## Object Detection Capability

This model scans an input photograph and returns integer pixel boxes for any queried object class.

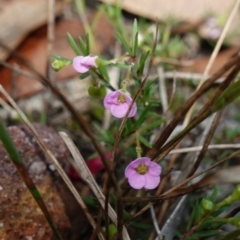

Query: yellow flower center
[117,94,126,104]
[135,163,148,175]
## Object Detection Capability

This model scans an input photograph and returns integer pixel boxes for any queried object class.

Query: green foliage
[67,33,81,55]
[88,85,106,99]
[116,32,132,54]
[78,36,87,55]
[131,19,138,56]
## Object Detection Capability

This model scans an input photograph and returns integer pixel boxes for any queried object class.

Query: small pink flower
[72,56,98,73]
[103,90,137,118]
[125,157,161,189]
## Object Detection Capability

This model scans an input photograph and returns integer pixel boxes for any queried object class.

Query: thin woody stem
[136,131,142,158]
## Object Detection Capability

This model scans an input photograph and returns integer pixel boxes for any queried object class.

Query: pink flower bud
[103,90,137,118]
[125,157,161,189]
[72,56,98,73]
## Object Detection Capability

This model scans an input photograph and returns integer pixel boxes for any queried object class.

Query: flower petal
[148,162,162,176]
[110,103,129,118]
[138,157,151,165]
[72,56,89,73]
[125,164,135,178]
[129,103,137,117]
[125,95,137,117]
[82,56,97,67]
[72,56,97,73]
[128,171,146,189]
[103,91,120,109]
[144,174,160,189]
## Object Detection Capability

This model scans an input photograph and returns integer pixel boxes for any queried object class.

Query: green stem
[136,131,142,158]
[0,120,63,240]
[122,66,132,92]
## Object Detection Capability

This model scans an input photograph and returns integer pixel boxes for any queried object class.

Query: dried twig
[46,0,55,82]
[183,0,240,126]
[60,132,130,240]
[158,67,168,112]
[0,85,104,240]
[0,42,120,197]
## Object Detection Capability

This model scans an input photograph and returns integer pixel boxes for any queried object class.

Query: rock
[0,124,82,239]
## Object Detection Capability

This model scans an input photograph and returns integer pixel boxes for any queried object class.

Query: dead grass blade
[0,85,104,240]
[152,62,240,163]
[183,0,240,126]
[149,54,240,159]
[0,42,116,190]
[59,132,130,240]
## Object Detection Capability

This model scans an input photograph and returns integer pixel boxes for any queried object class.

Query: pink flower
[72,56,98,73]
[103,90,137,118]
[125,157,161,189]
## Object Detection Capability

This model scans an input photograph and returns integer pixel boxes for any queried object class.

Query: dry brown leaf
[101,0,235,22]
[0,15,114,98]
[173,166,240,195]
[0,0,64,60]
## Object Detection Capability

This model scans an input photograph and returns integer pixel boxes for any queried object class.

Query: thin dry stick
[160,113,219,240]
[0,60,42,81]
[154,57,193,67]
[59,132,130,240]
[111,23,159,163]
[0,42,120,196]
[46,0,55,81]
[168,144,240,154]
[0,97,16,114]
[187,111,222,178]
[0,85,104,240]
[124,149,240,206]
[183,0,240,126]
[158,67,168,112]
[151,71,226,83]
[152,60,240,162]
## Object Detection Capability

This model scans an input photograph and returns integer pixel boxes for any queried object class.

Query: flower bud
[52,59,71,72]
[88,85,106,99]
[73,56,98,73]
[201,199,214,212]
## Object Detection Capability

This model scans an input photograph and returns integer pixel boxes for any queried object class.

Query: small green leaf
[82,196,100,208]
[92,122,114,144]
[79,72,90,79]
[78,37,87,55]
[198,218,222,231]
[130,221,153,230]
[191,230,220,238]
[137,51,150,75]
[209,187,218,203]
[86,33,90,55]
[136,104,152,127]
[131,19,138,55]
[112,63,130,70]
[139,135,152,148]
[67,33,81,55]
[187,203,197,230]
[219,229,240,240]
[98,65,110,81]
[116,32,131,53]
[212,80,240,112]
[51,54,71,62]
[143,119,165,131]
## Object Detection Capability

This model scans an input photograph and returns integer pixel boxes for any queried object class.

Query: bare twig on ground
[183,0,240,126]
[0,85,104,240]
[60,132,130,240]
